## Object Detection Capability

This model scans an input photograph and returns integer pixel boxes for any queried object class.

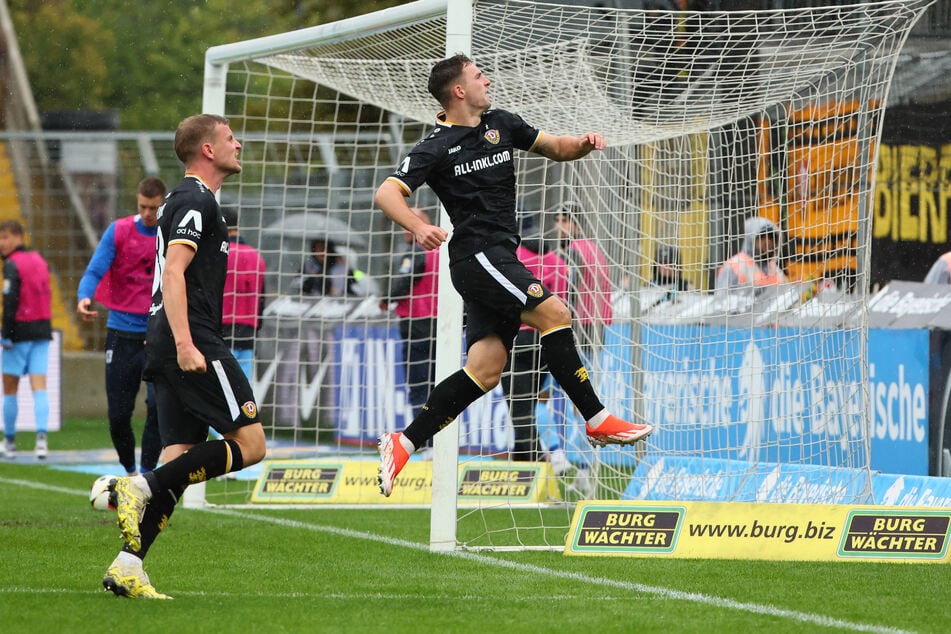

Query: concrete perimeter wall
[62,352,146,420]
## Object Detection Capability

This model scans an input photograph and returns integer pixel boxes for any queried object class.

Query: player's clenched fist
[416,224,448,251]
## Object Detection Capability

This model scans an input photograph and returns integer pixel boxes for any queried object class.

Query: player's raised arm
[375,179,447,251]
[534,131,606,162]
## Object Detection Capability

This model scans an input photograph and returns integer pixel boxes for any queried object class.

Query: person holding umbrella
[300,237,365,297]
[261,212,372,297]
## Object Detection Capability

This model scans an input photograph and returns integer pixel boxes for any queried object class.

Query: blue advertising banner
[867,329,930,475]
[329,321,930,477]
[874,472,951,506]
[335,324,412,442]
[623,455,871,504]
[565,324,928,475]
[641,324,866,467]
[334,323,513,453]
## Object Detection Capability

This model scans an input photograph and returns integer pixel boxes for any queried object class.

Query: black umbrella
[262,212,367,248]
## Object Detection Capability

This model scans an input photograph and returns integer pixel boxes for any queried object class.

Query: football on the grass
[89,475,118,510]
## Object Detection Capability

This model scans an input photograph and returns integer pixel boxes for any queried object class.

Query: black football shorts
[450,241,554,351]
[151,354,261,445]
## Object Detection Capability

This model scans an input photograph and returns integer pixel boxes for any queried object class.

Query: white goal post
[198,0,934,551]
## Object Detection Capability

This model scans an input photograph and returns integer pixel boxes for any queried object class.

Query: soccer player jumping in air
[374,54,652,497]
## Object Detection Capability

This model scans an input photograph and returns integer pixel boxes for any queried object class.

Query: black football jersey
[146,175,230,363]
[386,109,542,263]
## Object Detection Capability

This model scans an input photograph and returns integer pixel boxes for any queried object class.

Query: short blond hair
[174,114,230,165]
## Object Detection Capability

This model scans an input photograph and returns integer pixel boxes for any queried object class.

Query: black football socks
[540,326,604,421]
[122,482,187,559]
[402,369,486,449]
[143,438,244,495]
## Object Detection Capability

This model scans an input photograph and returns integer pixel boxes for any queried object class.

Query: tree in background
[9,1,112,112]
[9,0,403,130]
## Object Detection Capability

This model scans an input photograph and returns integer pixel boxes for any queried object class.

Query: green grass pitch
[0,423,948,633]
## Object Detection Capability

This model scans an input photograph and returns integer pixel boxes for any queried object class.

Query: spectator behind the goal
[76,177,166,476]
[0,220,52,461]
[553,201,614,352]
[373,53,652,498]
[221,206,266,382]
[646,244,695,309]
[652,244,692,293]
[299,237,369,297]
[379,206,439,419]
[924,252,951,285]
[715,215,787,295]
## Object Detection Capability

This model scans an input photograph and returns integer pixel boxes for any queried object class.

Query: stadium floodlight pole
[429,0,473,553]
[0,0,42,136]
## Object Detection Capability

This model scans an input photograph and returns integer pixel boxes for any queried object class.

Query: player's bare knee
[247,432,267,464]
[525,296,572,331]
[543,299,572,325]
[465,365,502,391]
[237,438,266,466]
[2,375,19,394]
[230,424,266,466]
[479,371,502,391]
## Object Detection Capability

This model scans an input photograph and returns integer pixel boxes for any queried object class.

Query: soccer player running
[76,177,166,476]
[374,54,652,497]
[104,114,266,599]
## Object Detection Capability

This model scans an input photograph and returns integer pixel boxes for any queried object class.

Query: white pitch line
[0,477,918,634]
[206,507,917,634]
[0,476,88,497]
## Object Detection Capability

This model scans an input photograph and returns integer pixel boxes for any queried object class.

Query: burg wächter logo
[255,465,341,500]
[838,510,951,560]
[457,465,538,500]
[571,506,684,553]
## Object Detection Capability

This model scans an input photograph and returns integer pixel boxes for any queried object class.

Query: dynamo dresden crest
[527,283,543,298]
[242,401,257,419]
[484,129,500,144]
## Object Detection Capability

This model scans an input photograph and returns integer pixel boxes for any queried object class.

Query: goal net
[200,0,933,550]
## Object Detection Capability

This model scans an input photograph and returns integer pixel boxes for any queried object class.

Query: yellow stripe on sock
[462,367,489,393]
[224,441,233,474]
[540,324,572,338]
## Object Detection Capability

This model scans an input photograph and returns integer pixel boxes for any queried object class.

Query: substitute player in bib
[374,54,652,497]
[76,177,166,476]
[0,221,52,460]
[103,114,266,599]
